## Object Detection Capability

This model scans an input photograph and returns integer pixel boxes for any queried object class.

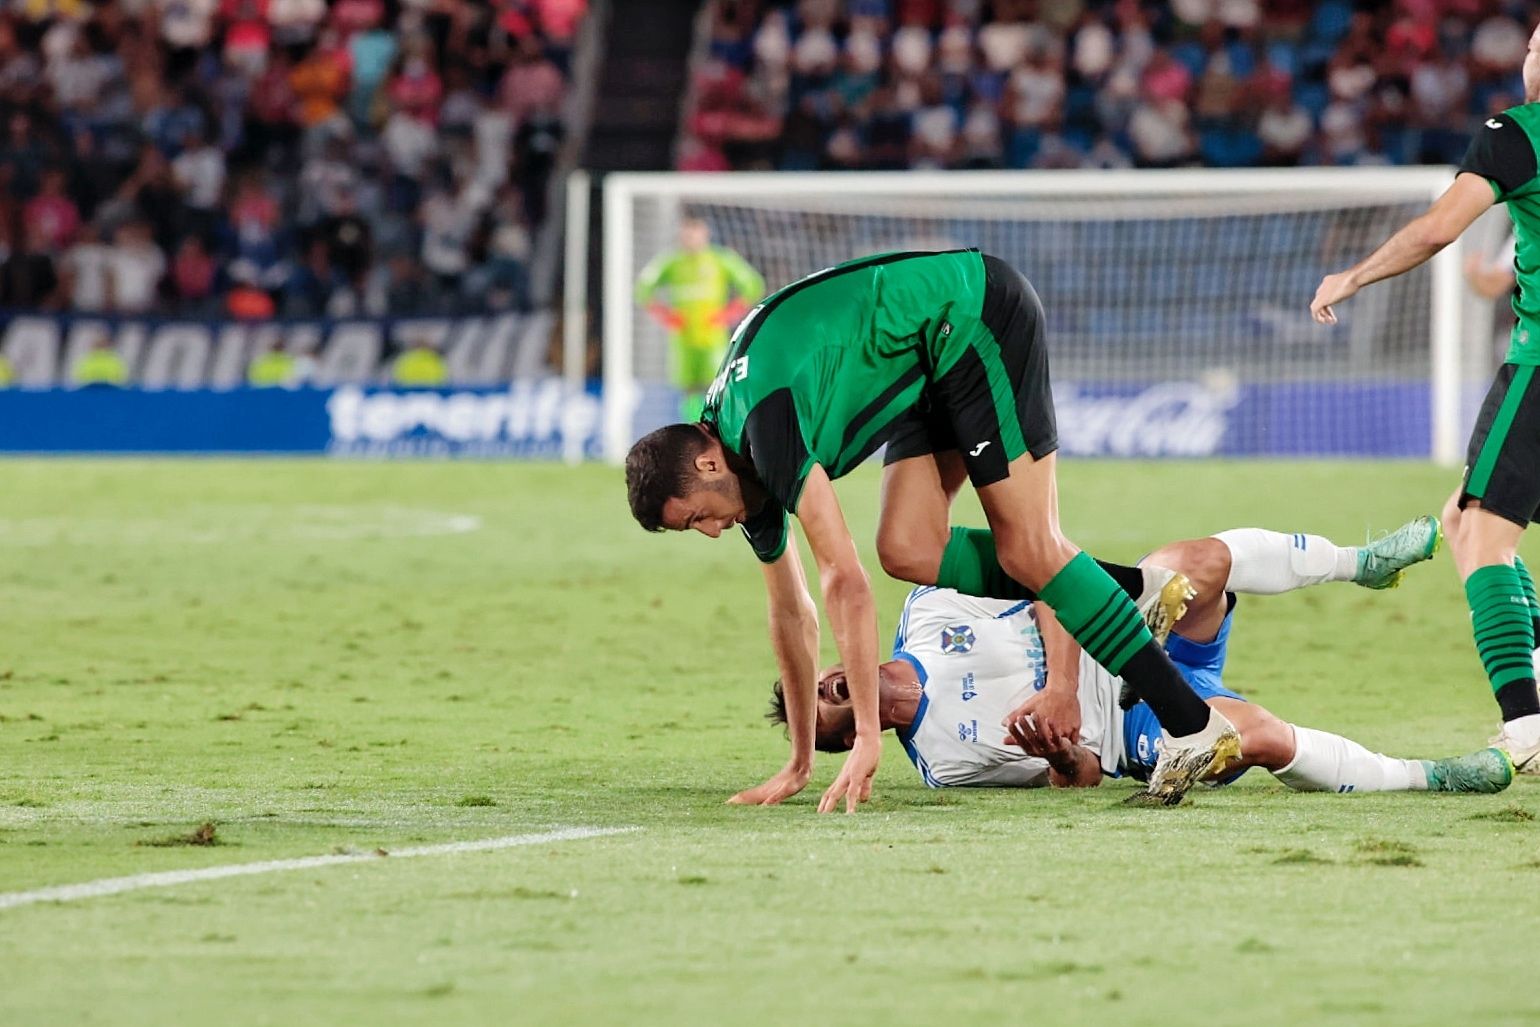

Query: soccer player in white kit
[781,518,1513,794]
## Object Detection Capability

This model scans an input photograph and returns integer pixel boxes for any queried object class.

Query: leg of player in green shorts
[1442,362,1540,771]
[874,255,1240,803]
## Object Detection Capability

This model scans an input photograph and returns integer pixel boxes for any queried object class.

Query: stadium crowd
[0,0,586,320]
[685,0,1538,172]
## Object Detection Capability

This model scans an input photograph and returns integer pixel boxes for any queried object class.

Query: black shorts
[1461,362,1540,527]
[882,254,1059,487]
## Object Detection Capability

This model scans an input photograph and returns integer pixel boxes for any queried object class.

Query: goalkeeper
[635,217,765,420]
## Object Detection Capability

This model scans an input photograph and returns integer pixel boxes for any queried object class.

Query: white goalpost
[591,168,1504,468]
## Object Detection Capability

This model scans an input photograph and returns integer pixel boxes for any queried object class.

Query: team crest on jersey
[940,624,975,655]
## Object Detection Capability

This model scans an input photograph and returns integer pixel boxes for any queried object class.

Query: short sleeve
[741,388,815,513]
[740,499,789,563]
[1458,113,1538,200]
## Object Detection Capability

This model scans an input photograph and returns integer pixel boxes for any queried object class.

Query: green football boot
[1354,515,1442,591]
[1422,747,1514,793]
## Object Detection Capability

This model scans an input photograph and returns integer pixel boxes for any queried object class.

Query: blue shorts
[1122,600,1248,781]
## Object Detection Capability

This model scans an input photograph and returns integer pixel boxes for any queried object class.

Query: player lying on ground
[1311,22,1540,771]
[783,518,1514,794]
[626,249,1240,813]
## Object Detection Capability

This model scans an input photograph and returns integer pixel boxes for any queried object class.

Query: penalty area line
[0,825,640,912]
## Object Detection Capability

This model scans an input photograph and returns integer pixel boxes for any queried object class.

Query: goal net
[598,169,1503,466]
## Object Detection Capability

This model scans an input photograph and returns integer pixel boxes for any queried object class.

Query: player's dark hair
[767,679,848,753]
[766,680,789,731]
[625,423,711,532]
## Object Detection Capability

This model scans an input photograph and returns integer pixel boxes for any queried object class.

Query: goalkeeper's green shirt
[702,248,987,562]
[1459,103,1540,365]
[633,245,765,348]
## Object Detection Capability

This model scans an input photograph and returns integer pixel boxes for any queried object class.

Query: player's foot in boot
[1120,568,1197,711]
[1491,719,1540,776]
[1125,709,1243,807]
[1353,515,1441,591]
[1422,748,1514,793]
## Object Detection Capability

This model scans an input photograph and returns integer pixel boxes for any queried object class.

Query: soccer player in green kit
[1311,24,1540,773]
[626,248,1243,811]
[635,218,766,421]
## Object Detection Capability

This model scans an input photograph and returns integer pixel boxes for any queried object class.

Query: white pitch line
[0,825,638,912]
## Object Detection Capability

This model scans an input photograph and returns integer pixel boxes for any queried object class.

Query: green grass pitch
[1,458,1538,1026]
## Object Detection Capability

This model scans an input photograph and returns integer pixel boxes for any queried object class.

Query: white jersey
[892,587,1125,787]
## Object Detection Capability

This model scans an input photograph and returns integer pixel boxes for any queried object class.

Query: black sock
[1095,560,1145,600]
[1117,641,1211,737]
[1497,680,1540,722]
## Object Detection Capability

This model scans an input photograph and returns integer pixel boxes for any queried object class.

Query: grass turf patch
[1,460,1538,1026]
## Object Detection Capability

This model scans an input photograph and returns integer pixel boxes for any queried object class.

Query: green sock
[1037,551,1152,675]
[1466,564,1539,720]
[1515,557,1540,636]
[936,527,1033,600]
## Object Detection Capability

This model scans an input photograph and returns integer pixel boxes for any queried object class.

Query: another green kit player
[1310,23,1540,772]
[635,218,766,421]
[626,248,1242,812]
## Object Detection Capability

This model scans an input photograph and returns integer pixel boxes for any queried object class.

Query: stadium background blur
[0,0,1528,385]
[7,5,1540,1023]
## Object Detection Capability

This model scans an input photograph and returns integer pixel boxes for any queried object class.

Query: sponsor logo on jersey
[1488,118,1504,129]
[940,624,975,654]
[957,719,979,743]
[960,672,977,702]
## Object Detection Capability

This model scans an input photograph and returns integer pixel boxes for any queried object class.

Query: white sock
[1502,712,1540,749]
[1213,528,1359,595]
[1272,725,1427,793]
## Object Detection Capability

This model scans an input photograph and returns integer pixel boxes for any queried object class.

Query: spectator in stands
[70,332,129,388]
[105,220,166,315]
[61,222,111,314]
[696,0,1528,177]
[171,236,219,315]
[25,169,80,253]
[172,130,228,243]
[0,223,61,311]
[391,332,448,388]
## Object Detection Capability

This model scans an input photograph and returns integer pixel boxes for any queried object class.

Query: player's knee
[1146,539,1230,599]
[1219,702,1294,771]
[876,529,941,584]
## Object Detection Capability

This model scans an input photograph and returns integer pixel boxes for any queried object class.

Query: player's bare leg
[875,451,968,585]
[967,452,1240,805]
[1443,490,1540,771]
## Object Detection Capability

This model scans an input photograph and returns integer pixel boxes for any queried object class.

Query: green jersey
[703,249,988,562]
[1459,103,1540,364]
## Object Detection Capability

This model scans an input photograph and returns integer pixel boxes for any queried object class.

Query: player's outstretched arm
[795,465,882,814]
[1311,174,1495,324]
[729,542,819,806]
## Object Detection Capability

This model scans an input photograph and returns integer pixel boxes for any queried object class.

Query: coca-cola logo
[1054,381,1239,457]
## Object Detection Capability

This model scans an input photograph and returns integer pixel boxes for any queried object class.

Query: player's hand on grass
[727,760,812,806]
[818,733,879,814]
[1002,687,1079,751]
[1310,272,1357,325]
